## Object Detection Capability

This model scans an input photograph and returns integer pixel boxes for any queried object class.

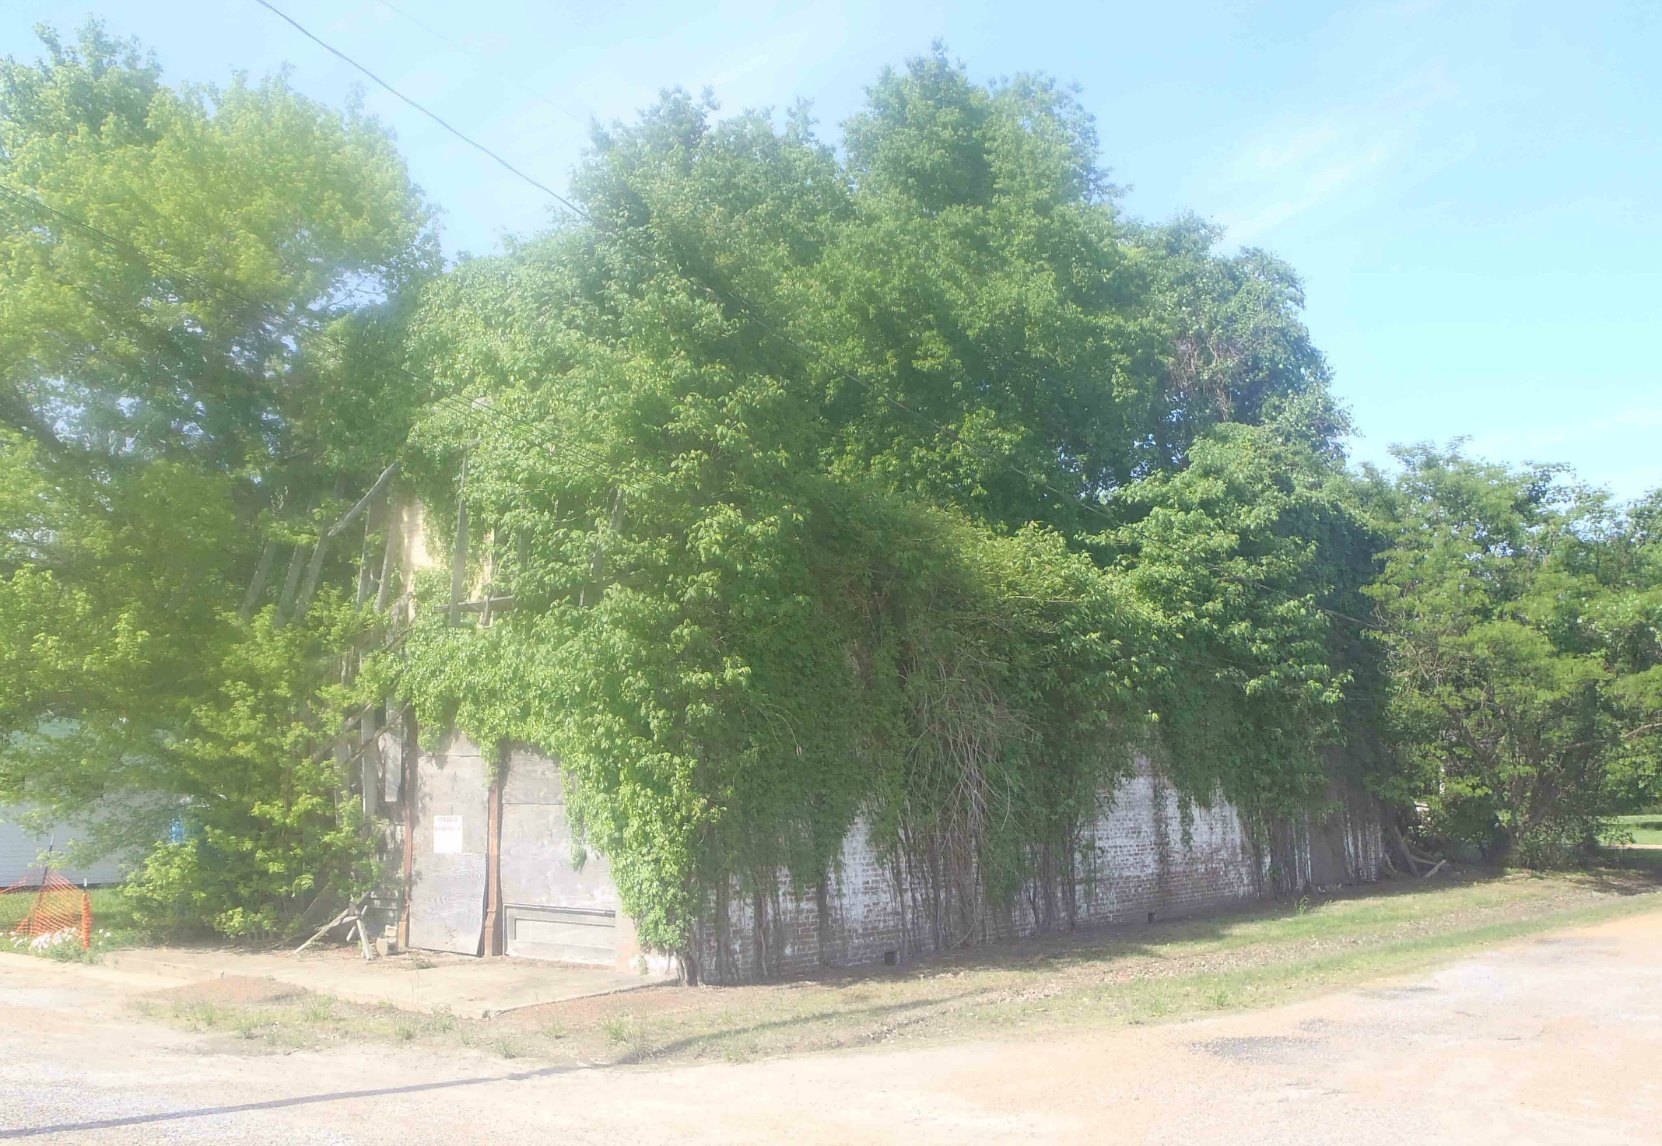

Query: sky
[5,0,1659,498]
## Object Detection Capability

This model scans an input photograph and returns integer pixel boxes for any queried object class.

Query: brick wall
[691,757,1382,983]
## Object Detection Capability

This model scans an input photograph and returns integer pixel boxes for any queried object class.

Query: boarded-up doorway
[500,748,620,965]
[406,733,489,955]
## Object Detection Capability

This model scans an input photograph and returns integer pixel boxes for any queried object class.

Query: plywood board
[500,749,620,963]
[407,734,489,955]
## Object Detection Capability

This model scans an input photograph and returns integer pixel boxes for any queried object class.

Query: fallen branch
[295,905,353,954]
[1388,821,1428,874]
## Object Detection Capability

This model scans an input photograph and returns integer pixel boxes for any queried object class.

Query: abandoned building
[361,498,1384,984]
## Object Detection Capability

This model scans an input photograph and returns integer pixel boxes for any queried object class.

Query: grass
[1600,814,1662,846]
[125,861,1662,1068]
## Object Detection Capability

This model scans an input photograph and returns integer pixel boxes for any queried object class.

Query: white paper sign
[432,814,464,855]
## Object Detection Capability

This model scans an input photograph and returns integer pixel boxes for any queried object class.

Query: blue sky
[6,1,1659,498]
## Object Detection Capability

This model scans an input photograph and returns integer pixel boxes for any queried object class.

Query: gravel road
[3,910,1659,1144]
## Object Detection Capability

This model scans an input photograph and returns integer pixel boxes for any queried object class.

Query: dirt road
[4,910,1660,1145]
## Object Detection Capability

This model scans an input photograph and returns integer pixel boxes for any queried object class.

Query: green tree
[1107,418,1383,820]
[0,23,436,935]
[1367,446,1662,864]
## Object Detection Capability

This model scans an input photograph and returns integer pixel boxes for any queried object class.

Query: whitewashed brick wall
[692,758,1381,982]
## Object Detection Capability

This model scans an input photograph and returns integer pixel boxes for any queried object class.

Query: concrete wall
[690,759,1382,983]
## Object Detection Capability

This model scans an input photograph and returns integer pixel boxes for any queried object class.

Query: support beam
[449,459,469,626]
[484,755,504,957]
[326,460,400,541]
[398,708,416,952]
[375,496,402,614]
[239,539,277,620]
[273,543,306,625]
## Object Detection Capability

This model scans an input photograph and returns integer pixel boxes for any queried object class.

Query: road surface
[3,911,1660,1144]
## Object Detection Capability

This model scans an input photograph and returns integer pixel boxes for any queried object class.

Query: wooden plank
[273,543,307,625]
[484,760,504,957]
[325,460,400,540]
[239,539,277,619]
[449,460,469,626]
[355,505,375,609]
[397,708,415,951]
[375,496,401,614]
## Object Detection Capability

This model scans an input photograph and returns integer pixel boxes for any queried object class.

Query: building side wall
[693,759,1382,983]
[0,806,127,887]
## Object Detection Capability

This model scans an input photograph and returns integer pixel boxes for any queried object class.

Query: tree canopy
[390,53,1380,960]
[1365,446,1662,864]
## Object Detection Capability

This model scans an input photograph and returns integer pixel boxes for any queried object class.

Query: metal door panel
[504,905,617,963]
[407,734,489,955]
[500,750,619,964]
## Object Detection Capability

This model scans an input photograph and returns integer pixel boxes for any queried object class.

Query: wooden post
[240,539,277,619]
[398,707,416,952]
[292,477,349,624]
[483,751,504,957]
[359,709,379,820]
[449,459,469,626]
[479,528,497,627]
[375,496,401,614]
[273,543,306,625]
[578,488,623,608]
[355,509,375,609]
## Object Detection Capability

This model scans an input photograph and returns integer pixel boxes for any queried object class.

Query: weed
[300,995,337,1023]
[181,1001,221,1029]
[600,1013,655,1057]
[600,1014,637,1045]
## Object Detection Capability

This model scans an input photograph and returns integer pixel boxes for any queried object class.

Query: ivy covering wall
[386,56,1383,961]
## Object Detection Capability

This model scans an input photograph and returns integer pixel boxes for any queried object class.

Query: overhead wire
[371,0,597,132]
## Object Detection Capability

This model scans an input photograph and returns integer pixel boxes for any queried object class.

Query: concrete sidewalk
[94,944,672,1015]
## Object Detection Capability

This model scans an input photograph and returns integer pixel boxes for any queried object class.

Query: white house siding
[0,806,126,886]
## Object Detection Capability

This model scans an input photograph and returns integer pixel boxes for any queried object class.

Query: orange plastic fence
[0,868,92,952]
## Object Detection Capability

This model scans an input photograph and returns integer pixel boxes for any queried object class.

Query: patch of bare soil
[145,975,308,1006]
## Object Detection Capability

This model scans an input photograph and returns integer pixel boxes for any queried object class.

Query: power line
[249,0,590,223]
[371,0,597,132]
